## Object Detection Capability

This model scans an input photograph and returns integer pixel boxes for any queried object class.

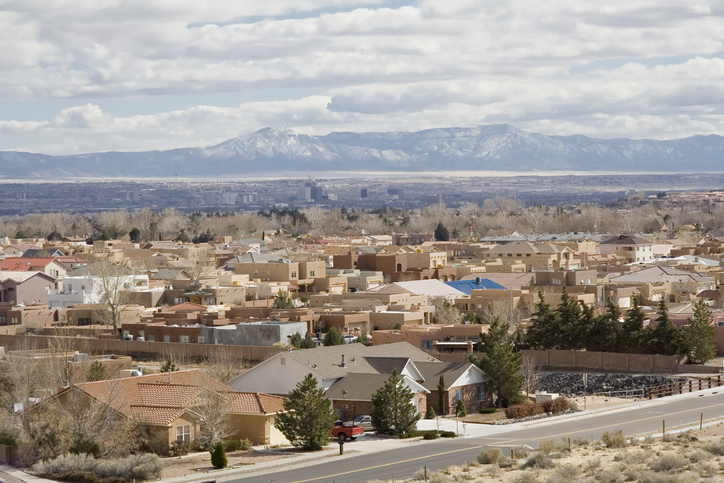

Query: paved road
[232,390,724,483]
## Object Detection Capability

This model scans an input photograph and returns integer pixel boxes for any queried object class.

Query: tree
[556,289,583,350]
[160,358,178,373]
[471,316,523,407]
[194,391,234,450]
[585,300,621,352]
[186,248,215,281]
[210,441,228,468]
[272,290,295,309]
[323,327,345,346]
[433,301,461,324]
[274,374,337,450]
[455,399,466,417]
[47,230,62,241]
[683,299,717,364]
[85,361,109,382]
[128,227,141,243]
[299,333,317,349]
[434,222,450,241]
[88,258,139,330]
[437,376,446,415]
[526,292,558,349]
[521,355,542,402]
[370,370,420,436]
[619,297,648,353]
[648,299,683,356]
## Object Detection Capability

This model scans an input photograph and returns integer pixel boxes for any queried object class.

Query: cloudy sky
[0,0,722,155]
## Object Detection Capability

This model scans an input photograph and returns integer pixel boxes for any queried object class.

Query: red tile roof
[0,258,64,271]
[168,302,208,312]
[226,392,286,414]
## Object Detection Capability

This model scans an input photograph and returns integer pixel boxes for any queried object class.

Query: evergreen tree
[619,297,648,353]
[160,358,178,373]
[434,222,450,241]
[85,361,109,382]
[437,376,446,415]
[323,327,345,346]
[649,299,683,356]
[683,299,717,364]
[585,300,621,352]
[455,399,467,417]
[289,332,303,348]
[526,292,559,349]
[274,374,338,450]
[471,316,523,407]
[128,227,141,243]
[556,289,583,350]
[370,370,420,436]
[299,333,317,349]
[210,441,227,468]
[272,290,295,309]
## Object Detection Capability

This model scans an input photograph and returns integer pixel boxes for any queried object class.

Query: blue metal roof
[444,278,506,295]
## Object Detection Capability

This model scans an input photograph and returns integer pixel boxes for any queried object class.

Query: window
[478,386,486,402]
[422,340,433,349]
[291,271,297,278]
[309,270,315,277]
[197,336,205,343]
[147,335,155,342]
[0,317,6,325]
[176,425,191,443]
[163,335,170,343]
[179,335,189,343]
[526,254,531,257]
[516,254,521,257]
[454,388,464,403]
[11,317,18,325]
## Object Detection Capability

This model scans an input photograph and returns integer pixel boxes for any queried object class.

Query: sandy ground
[160,449,295,479]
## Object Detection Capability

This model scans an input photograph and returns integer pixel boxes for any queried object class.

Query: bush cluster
[223,438,252,452]
[505,402,544,419]
[601,430,627,448]
[33,453,162,483]
[504,398,571,419]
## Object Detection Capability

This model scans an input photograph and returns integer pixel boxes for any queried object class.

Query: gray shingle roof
[415,361,485,391]
[324,373,391,400]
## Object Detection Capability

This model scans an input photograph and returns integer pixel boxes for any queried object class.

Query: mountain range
[1,124,723,178]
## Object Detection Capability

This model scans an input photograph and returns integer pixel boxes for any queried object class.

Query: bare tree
[192,390,236,449]
[201,346,249,383]
[185,247,216,281]
[89,257,139,329]
[520,354,543,403]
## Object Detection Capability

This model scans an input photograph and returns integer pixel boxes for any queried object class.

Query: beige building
[482,242,578,272]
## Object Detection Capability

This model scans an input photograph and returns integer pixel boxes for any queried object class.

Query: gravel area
[160,449,293,479]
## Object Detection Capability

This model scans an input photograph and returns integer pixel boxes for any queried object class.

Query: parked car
[343,335,358,344]
[331,424,364,442]
[343,415,373,430]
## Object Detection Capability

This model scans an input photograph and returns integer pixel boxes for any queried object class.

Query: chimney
[341,354,346,368]
[476,277,481,284]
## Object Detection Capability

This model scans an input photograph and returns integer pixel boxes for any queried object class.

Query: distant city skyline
[0,1,722,155]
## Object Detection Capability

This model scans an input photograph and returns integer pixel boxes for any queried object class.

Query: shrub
[548,464,581,483]
[169,440,190,456]
[34,453,162,482]
[513,471,537,483]
[505,402,544,419]
[614,449,650,465]
[512,445,531,459]
[477,448,503,464]
[455,399,467,417]
[0,427,19,446]
[499,457,514,468]
[426,406,436,419]
[649,453,688,473]
[538,438,566,455]
[542,397,571,414]
[686,448,711,463]
[521,452,556,469]
[423,432,439,440]
[701,440,724,456]
[479,407,497,414]
[210,442,227,469]
[601,430,627,448]
[440,431,456,438]
[223,438,252,452]
[595,468,625,483]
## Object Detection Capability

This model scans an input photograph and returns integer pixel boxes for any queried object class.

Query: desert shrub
[513,471,537,483]
[601,430,627,448]
[594,468,624,483]
[572,436,589,447]
[487,464,501,478]
[423,432,439,440]
[547,465,580,483]
[638,471,699,483]
[426,406,436,419]
[499,457,514,468]
[650,453,688,473]
[686,448,711,463]
[34,453,161,482]
[522,452,556,469]
[538,438,566,455]
[210,442,227,469]
[541,397,571,414]
[614,449,649,465]
[701,439,724,456]
[479,407,497,414]
[478,448,503,464]
[440,431,456,438]
[429,473,453,483]
[584,458,601,475]
[512,445,531,459]
[222,438,252,452]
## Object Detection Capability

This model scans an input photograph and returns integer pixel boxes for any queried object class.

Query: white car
[343,335,358,343]
[343,415,373,430]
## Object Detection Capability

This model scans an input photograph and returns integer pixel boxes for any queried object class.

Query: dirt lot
[160,448,303,479]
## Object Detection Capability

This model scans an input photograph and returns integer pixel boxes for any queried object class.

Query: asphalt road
[233,390,724,483]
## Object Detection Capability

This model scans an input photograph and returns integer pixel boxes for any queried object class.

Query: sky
[0,0,723,155]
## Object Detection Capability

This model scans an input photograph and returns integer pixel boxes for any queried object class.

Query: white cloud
[0,1,722,154]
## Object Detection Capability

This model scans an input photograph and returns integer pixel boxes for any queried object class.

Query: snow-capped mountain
[1,124,723,178]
